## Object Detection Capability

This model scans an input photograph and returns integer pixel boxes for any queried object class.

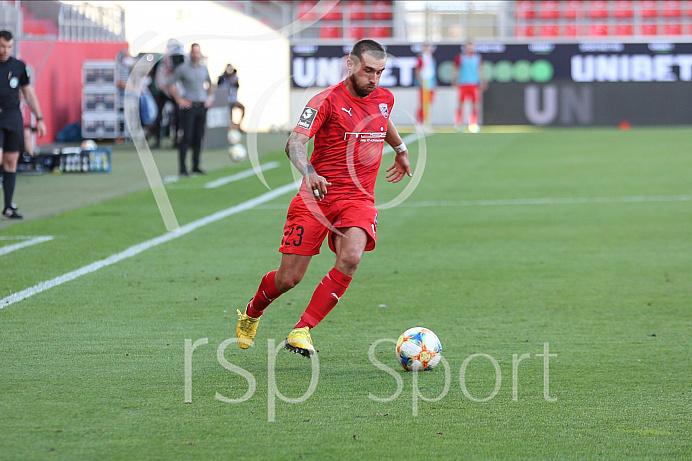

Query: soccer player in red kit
[236,39,412,357]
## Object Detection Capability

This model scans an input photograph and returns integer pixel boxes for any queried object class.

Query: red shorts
[458,84,479,103]
[279,194,378,256]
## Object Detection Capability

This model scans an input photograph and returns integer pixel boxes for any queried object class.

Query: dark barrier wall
[290,42,692,126]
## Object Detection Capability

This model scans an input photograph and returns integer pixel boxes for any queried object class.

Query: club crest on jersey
[379,103,389,119]
[297,107,317,130]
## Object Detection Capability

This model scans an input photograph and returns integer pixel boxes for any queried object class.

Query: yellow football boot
[236,308,261,349]
[284,326,316,357]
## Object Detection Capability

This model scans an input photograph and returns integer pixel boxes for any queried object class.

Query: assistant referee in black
[0,30,45,219]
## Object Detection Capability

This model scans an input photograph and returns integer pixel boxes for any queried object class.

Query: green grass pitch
[0,128,690,459]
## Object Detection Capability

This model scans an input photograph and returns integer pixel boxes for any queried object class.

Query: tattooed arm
[285,131,331,200]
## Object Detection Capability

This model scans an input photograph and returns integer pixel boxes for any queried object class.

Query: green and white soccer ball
[227,129,242,145]
[228,143,248,163]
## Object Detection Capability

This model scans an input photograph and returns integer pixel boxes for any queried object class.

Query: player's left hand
[386,152,412,183]
[36,120,46,138]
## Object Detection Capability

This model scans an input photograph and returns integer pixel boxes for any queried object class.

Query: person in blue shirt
[451,41,487,133]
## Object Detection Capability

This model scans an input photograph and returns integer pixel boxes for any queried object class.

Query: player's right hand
[306,173,331,201]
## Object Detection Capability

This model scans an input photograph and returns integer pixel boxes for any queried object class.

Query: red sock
[247,271,282,318]
[469,108,478,126]
[455,108,462,126]
[295,268,352,329]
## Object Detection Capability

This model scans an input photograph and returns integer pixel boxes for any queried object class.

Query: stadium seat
[371,1,392,21]
[663,22,682,34]
[539,0,560,19]
[320,0,341,21]
[368,26,391,38]
[347,26,365,40]
[540,23,560,36]
[297,1,318,21]
[562,1,584,19]
[641,21,658,35]
[515,1,536,19]
[564,23,579,36]
[588,0,609,19]
[640,0,658,18]
[613,0,634,18]
[319,25,341,39]
[589,21,609,36]
[347,1,366,21]
[662,0,682,18]
[515,24,535,37]
[614,23,634,35]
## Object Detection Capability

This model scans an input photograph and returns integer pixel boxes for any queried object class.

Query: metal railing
[58,1,125,42]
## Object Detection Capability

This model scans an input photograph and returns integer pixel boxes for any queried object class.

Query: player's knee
[337,251,362,275]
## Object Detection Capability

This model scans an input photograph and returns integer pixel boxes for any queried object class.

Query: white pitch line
[204,161,281,189]
[0,133,426,309]
[0,182,299,309]
[0,236,54,257]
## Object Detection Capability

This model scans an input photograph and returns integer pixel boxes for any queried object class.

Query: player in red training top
[236,39,412,357]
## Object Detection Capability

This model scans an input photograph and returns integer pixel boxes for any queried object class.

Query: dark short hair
[350,39,386,63]
[0,30,13,41]
[191,42,200,50]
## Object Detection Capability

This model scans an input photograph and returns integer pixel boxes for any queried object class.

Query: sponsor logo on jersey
[9,77,18,89]
[379,103,389,118]
[343,131,387,142]
[297,107,317,130]
[341,107,352,116]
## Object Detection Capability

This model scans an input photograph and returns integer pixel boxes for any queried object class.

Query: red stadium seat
[662,0,682,18]
[641,21,658,35]
[515,1,536,19]
[515,24,535,37]
[562,1,584,19]
[320,0,341,21]
[347,1,366,21]
[588,0,609,19]
[347,26,365,40]
[640,0,658,18]
[613,0,633,18]
[371,1,392,21]
[589,21,609,36]
[539,0,560,19]
[368,26,390,38]
[319,25,341,39]
[564,23,579,36]
[663,22,682,34]
[614,23,633,35]
[540,23,560,36]
[297,1,318,21]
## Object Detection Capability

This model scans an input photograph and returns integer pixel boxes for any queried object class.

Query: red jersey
[293,81,394,202]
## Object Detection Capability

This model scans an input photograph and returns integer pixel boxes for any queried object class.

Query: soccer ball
[396,327,442,371]
[228,143,248,163]
[81,139,97,151]
[227,129,242,145]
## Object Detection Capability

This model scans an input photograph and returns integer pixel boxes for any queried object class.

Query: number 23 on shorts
[282,225,304,247]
